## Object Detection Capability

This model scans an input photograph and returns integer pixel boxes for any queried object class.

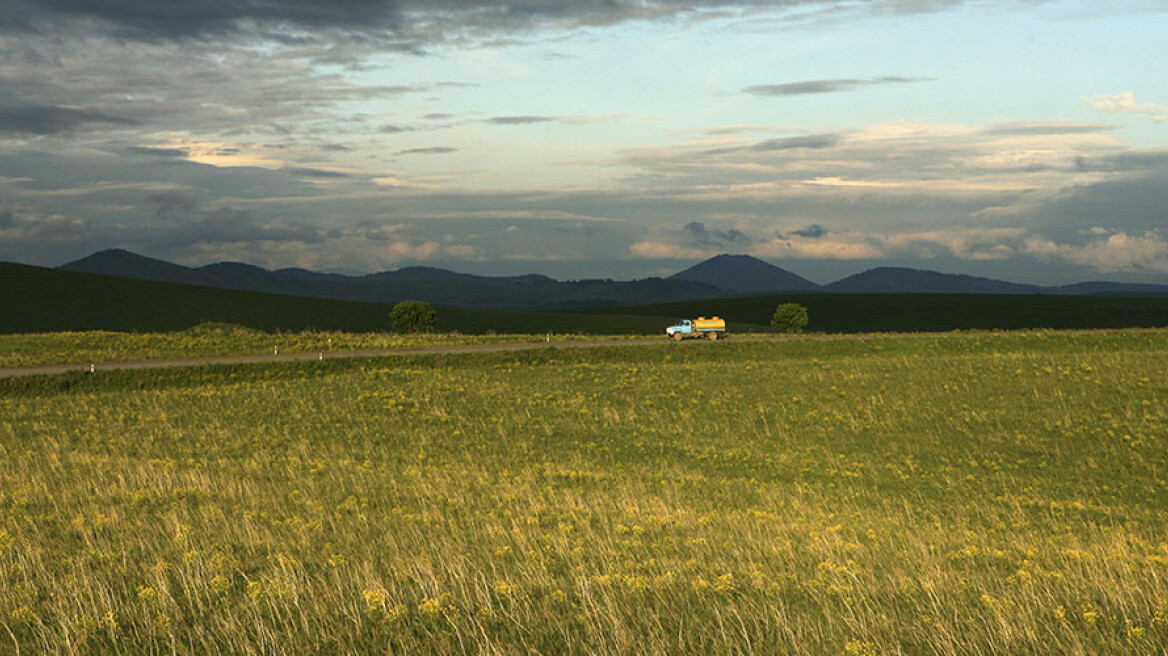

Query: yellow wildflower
[138,586,158,601]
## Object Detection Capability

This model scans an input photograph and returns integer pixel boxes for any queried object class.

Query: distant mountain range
[59,249,728,309]
[55,249,1168,309]
[824,267,1168,297]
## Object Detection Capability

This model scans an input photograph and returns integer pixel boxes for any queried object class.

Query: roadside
[0,336,778,379]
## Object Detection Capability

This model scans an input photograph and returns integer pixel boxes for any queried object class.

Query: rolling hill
[59,250,1168,310]
[667,253,821,293]
[826,267,1041,294]
[7,260,1168,335]
[60,249,726,309]
[0,262,683,335]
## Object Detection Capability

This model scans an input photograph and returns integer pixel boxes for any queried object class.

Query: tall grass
[0,324,654,368]
[1,330,1166,654]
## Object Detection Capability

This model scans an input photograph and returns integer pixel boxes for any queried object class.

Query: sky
[1,0,1167,284]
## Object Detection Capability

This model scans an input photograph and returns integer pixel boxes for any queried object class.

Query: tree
[771,303,809,334]
[390,301,437,333]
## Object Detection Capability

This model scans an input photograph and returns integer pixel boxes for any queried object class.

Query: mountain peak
[668,254,820,293]
[60,248,202,284]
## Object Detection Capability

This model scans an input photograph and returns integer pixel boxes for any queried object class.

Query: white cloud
[1025,231,1168,273]
[628,241,712,260]
[385,240,482,262]
[1085,92,1168,123]
[755,235,883,260]
[880,227,1028,261]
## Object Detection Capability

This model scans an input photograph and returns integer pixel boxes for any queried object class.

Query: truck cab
[666,319,694,339]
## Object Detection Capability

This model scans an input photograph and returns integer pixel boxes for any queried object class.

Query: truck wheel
[671,332,683,342]
[708,331,718,341]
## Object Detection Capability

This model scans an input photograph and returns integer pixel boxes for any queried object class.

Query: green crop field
[2,330,1167,654]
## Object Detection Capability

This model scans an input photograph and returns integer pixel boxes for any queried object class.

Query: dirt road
[0,337,775,379]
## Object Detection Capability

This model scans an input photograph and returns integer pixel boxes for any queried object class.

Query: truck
[665,316,726,341]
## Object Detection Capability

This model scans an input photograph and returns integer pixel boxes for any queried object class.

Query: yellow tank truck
[665,316,726,341]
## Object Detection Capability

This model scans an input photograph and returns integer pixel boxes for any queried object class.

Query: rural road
[0,336,784,379]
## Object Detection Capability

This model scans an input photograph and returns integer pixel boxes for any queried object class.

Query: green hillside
[0,262,677,335]
[580,292,1168,333]
[5,261,1168,336]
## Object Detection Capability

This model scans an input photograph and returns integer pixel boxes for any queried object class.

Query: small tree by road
[771,303,809,334]
[390,301,437,333]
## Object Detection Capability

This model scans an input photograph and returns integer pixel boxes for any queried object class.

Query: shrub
[771,303,809,334]
[183,321,264,337]
[390,301,437,333]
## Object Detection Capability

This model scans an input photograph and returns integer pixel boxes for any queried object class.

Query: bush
[389,301,437,333]
[183,321,265,337]
[771,303,809,334]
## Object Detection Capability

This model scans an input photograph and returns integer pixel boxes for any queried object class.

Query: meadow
[0,322,654,369]
[1,330,1166,654]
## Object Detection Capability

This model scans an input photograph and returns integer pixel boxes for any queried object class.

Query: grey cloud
[398,146,458,155]
[983,122,1116,137]
[378,125,415,133]
[0,210,14,229]
[282,166,353,178]
[706,132,840,155]
[0,103,137,135]
[363,223,416,241]
[380,85,429,94]
[127,146,189,157]
[1026,170,1168,243]
[0,37,437,147]
[0,149,321,199]
[703,125,767,136]
[4,0,401,40]
[1,1,1025,47]
[319,143,353,152]
[1073,151,1168,173]
[185,207,325,245]
[144,201,327,246]
[487,116,556,125]
[551,222,595,237]
[684,221,750,249]
[744,76,927,97]
[791,224,829,238]
[752,133,840,151]
[148,191,199,217]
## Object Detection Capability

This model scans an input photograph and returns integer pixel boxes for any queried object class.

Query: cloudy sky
[1,0,1166,283]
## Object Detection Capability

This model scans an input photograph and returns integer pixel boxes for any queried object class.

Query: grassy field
[0,322,658,369]
[2,330,1167,654]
